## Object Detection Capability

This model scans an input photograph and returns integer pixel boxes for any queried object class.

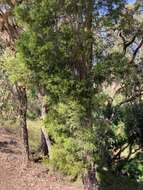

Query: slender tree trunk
[20,107,29,159]
[16,85,29,160]
[41,127,51,157]
[38,88,51,158]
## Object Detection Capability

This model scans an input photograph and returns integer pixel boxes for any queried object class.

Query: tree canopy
[1,0,143,190]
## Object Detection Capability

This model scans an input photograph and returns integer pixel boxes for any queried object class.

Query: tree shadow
[99,170,143,190]
[0,140,20,154]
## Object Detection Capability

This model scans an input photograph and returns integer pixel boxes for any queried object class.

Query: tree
[1,49,30,159]
[0,0,31,159]
[0,63,17,121]
[1,0,142,189]
[15,0,132,189]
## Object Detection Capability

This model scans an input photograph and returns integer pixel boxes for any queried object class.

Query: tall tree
[0,0,31,159]
[1,49,30,159]
[14,0,143,189]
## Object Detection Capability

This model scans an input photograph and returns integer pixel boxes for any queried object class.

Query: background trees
[1,49,31,159]
[0,0,30,159]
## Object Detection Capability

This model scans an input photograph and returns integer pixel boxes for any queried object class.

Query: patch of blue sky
[127,0,136,4]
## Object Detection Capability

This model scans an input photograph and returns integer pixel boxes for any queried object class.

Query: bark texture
[16,85,29,160]
[82,166,99,190]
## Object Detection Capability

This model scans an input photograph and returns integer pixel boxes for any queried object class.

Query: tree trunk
[41,127,51,158]
[16,85,29,160]
[82,1,99,189]
[38,87,51,158]
[20,109,29,160]
[82,166,99,190]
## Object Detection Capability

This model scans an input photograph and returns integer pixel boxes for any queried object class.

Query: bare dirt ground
[0,128,82,190]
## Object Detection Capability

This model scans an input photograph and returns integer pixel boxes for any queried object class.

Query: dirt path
[0,128,82,190]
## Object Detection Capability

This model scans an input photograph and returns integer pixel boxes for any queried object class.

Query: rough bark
[16,85,29,160]
[82,166,99,190]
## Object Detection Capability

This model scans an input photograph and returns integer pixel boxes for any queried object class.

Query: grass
[0,119,20,134]
[27,119,43,152]
[0,119,43,152]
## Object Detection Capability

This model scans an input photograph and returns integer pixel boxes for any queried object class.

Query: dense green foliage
[1,0,143,189]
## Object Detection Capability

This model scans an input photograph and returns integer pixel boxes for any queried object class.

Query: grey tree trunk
[38,88,51,158]
[41,127,51,158]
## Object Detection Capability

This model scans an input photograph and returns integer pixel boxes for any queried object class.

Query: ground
[0,128,82,190]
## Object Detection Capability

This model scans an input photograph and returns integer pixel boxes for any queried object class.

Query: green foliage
[99,170,143,190]
[108,103,143,180]
[117,102,143,145]
[122,159,143,180]
[13,0,143,187]
[46,100,85,177]
[45,99,117,176]
[112,101,143,139]
[2,49,30,85]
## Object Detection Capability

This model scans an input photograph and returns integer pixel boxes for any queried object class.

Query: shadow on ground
[0,139,20,154]
[100,171,143,190]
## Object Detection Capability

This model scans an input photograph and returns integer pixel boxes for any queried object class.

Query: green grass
[27,119,43,152]
[0,119,43,152]
[0,119,20,134]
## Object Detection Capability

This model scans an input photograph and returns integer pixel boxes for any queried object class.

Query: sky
[128,0,136,3]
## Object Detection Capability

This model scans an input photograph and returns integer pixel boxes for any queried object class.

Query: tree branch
[119,32,136,54]
[129,37,143,64]
[116,92,143,107]
[113,143,130,160]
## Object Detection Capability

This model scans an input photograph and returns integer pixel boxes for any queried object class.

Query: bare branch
[129,37,143,64]
[113,143,130,160]
[116,92,143,107]
[119,32,136,54]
